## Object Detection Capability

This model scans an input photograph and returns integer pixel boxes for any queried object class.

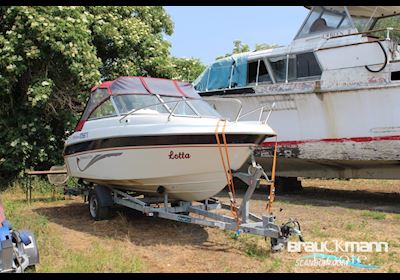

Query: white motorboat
[64,77,275,201]
[194,6,400,180]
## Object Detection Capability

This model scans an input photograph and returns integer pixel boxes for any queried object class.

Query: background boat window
[114,95,168,114]
[88,99,117,120]
[247,60,271,84]
[268,56,287,82]
[287,55,297,81]
[296,6,353,39]
[352,15,374,32]
[296,52,322,78]
[370,14,400,42]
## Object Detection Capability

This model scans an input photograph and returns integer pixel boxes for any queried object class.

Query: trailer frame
[80,161,302,251]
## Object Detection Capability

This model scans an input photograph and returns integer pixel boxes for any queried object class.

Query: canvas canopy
[75,77,201,131]
[193,54,248,92]
[92,76,201,99]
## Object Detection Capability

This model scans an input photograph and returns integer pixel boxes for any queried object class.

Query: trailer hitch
[270,218,304,251]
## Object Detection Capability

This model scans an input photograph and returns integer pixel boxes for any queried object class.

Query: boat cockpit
[74,77,220,132]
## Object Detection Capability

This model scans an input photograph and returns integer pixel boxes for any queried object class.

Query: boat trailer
[77,159,303,251]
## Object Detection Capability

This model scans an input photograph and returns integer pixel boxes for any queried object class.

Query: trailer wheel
[89,190,110,220]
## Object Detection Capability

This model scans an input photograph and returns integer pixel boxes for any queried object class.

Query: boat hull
[203,83,400,179]
[65,143,255,201]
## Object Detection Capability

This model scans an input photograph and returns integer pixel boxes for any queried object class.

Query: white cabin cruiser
[64,77,275,201]
[195,6,400,180]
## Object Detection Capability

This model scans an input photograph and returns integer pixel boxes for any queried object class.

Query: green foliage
[254,43,279,51]
[216,40,278,60]
[0,6,197,185]
[170,57,205,82]
[372,15,400,42]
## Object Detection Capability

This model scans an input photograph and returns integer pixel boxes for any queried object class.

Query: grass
[55,242,142,273]
[345,223,355,231]
[1,180,143,272]
[361,210,386,220]
[1,177,399,272]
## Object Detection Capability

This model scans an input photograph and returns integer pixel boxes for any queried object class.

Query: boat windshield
[370,14,400,41]
[113,94,168,114]
[113,94,221,118]
[161,96,221,118]
[296,6,354,39]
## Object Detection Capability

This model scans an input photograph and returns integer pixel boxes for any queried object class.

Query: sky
[164,6,309,65]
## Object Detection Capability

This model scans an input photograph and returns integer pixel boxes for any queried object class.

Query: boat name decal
[168,150,191,160]
[72,132,88,140]
[77,152,123,172]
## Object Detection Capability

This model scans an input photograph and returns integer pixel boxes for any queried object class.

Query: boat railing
[118,96,276,124]
[236,102,276,124]
[203,97,276,124]
[328,27,400,42]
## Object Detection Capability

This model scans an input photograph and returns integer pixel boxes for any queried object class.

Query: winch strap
[215,120,240,228]
[267,139,278,213]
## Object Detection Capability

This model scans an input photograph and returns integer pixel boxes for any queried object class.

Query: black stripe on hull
[64,134,267,156]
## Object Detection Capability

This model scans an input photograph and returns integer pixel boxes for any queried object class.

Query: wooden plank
[26,170,68,175]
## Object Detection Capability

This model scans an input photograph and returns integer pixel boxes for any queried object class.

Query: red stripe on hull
[261,135,400,147]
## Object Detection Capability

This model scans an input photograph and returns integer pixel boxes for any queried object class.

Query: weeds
[361,211,386,220]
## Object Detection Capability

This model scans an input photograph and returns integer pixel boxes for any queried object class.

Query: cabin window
[287,55,297,81]
[268,55,297,83]
[296,52,322,78]
[295,6,353,39]
[269,56,287,82]
[247,60,271,84]
[391,71,400,81]
[88,99,117,120]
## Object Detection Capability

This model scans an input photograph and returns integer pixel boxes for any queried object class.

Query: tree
[170,57,205,82]
[255,43,279,51]
[0,6,178,184]
[216,40,278,60]
[216,40,250,60]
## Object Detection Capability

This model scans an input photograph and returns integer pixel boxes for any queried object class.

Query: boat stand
[82,161,303,251]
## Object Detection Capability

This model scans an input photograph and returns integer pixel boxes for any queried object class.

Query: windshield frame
[91,94,221,121]
[294,6,356,40]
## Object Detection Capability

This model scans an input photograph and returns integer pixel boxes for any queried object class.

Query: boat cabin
[194,6,400,95]
[75,77,220,132]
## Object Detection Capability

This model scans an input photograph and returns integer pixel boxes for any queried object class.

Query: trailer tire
[89,189,111,221]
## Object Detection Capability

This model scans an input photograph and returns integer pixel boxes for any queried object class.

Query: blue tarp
[193,54,248,91]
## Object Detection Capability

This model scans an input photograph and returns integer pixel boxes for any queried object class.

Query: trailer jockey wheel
[270,238,285,252]
[89,189,110,221]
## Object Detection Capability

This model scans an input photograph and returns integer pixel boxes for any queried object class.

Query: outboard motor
[0,203,39,273]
